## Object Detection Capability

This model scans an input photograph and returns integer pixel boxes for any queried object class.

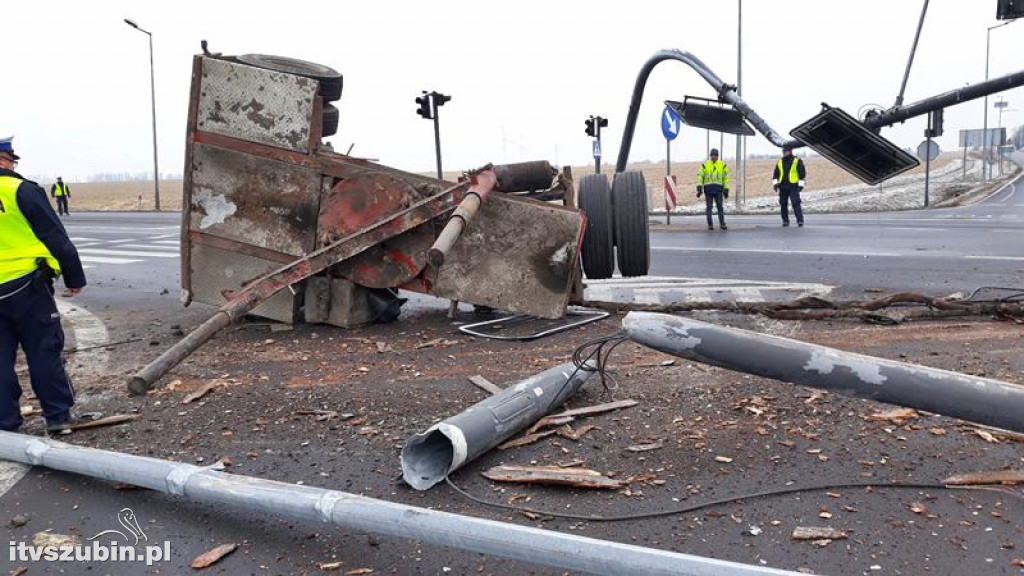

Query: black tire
[578,174,615,280]
[612,170,650,277]
[322,103,339,137]
[237,54,343,102]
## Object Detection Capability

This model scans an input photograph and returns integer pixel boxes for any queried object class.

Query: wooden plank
[942,470,1024,486]
[67,414,141,431]
[482,465,622,489]
[468,375,503,396]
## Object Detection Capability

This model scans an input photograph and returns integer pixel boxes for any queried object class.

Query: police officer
[51,176,70,216]
[696,148,730,230]
[0,136,87,435]
[773,145,807,227]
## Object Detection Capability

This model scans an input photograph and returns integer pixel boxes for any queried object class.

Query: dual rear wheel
[578,171,650,280]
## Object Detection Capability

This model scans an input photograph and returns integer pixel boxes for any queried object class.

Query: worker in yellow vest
[772,145,807,227]
[51,176,70,216]
[695,148,730,231]
[0,136,87,435]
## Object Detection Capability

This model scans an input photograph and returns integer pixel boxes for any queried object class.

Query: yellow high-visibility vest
[775,157,801,185]
[0,176,61,284]
[53,182,67,197]
[697,160,731,188]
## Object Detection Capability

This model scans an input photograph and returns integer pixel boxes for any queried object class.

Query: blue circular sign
[661,106,682,141]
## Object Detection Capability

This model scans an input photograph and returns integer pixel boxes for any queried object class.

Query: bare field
[63,153,957,212]
[57,180,184,211]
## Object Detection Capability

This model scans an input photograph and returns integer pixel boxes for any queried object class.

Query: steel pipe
[623,312,1024,433]
[866,69,1024,130]
[427,168,497,267]
[0,431,808,576]
[402,362,593,490]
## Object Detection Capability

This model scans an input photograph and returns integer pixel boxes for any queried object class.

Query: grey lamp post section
[983,19,1016,182]
[124,18,161,211]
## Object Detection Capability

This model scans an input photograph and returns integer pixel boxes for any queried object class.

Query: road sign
[917,140,940,162]
[661,106,682,141]
[593,140,602,159]
[664,175,678,210]
[959,128,1005,148]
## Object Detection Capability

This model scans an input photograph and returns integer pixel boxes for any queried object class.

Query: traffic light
[597,116,608,129]
[416,92,432,120]
[585,117,595,137]
[926,109,944,138]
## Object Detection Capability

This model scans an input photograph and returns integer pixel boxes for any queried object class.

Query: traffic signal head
[585,118,595,137]
[597,117,608,128]
[415,92,432,120]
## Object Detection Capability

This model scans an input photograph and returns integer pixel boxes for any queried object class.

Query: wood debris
[791,527,847,541]
[32,532,80,548]
[482,465,623,489]
[626,441,663,452]
[557,424,597,441]
[942,470,1024,486]
[973,429,1000,443]
[868,408,918,424]
[415,338,454,349]
[317,561,344,571]
[182,382,220,404]
[191,543,238,569]
[294,410,339,422]
[714,456,734,463]
[67,414,141,431]
[908,502,928,514]
[498,430,558,450]
[346,569,374,575]
[526,416,576,434]
[467,375,503,396]
[10,567,27,576]
[544,399,639,421]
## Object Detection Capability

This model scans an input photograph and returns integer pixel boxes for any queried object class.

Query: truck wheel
[579,174,615,280]
[322,104,339,137]
[612,170,650,277]
[237,54,343,102]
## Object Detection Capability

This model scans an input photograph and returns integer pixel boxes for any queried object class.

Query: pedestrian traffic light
[433,92,451,107]
[585,117,595,137]
[416,92,432,120]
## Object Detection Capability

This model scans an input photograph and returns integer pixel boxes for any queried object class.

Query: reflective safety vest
[53,182,67,197]
[697,160,731,188]
[0,176,61,284]
[775,157,801,185]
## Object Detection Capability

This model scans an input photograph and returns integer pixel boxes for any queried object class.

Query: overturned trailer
[128,51,648,393]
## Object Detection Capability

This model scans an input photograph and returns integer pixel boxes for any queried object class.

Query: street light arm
[614,49,799,174]
[124,18,151,35]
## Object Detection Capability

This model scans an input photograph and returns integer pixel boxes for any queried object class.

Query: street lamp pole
[124,19,160,211]
[735,0,743,209]
[983,19,1015,181]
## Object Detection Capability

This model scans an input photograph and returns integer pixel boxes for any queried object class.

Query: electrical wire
[445,476,1017,523]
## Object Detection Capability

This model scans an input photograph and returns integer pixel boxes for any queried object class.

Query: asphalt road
[2,173,1023,576]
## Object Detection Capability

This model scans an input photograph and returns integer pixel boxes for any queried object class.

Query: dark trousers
[56,196,69,215]
[779,187,803,224]
[0,275,75,431]
[704,189,725,227]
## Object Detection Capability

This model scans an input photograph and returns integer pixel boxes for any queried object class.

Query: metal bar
[895,0,930,107]
[615,49,799,173]
[866,69,1024,131]
[457,309,611,341]
[130,183,464,394]
[0,431,807,576]
[623,312,1024,433]
[925,135,931,206]
[402,362,593,490]
[427,168,497,267]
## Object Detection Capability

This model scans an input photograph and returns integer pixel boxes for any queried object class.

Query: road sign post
[917,137,940,207]
[661,106,682,224]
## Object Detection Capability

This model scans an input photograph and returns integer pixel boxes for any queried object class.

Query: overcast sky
[4,1,1024,181]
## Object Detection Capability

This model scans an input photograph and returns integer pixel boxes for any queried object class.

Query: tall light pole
[735,0,743,209]
[983,19,1016,181]
[124,18,160,210]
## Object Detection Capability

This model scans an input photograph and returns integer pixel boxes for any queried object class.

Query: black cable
[444,476,1000,523]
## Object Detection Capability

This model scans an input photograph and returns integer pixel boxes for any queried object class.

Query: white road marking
[79,255,143,265]
[964,255,1024,262]
[78,248,178,259]
[652,246,905,258]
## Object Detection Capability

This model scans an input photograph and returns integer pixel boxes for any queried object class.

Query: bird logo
[88,508,148,545]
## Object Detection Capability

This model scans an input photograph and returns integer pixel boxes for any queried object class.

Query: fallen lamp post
[0,431,811,576]
[623,312,1024,434]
